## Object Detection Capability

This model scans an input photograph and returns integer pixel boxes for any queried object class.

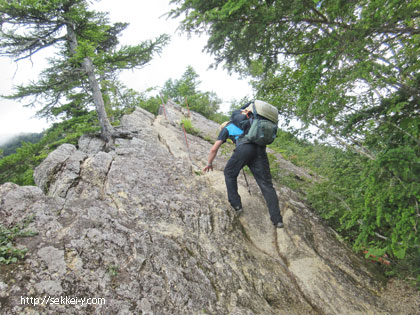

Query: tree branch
[13,37,65,61]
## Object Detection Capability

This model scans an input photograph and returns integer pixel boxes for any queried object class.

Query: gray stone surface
[0,104,415,314]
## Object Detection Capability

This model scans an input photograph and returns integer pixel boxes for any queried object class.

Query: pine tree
[0,0,169,146]
[169,0,420,261]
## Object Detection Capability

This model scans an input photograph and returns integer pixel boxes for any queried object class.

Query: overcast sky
[0,0,253,143]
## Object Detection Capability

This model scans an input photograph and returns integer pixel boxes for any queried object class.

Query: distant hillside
[0,132,44,156]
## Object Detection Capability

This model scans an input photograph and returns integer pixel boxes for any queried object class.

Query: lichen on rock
[1,103,418,314]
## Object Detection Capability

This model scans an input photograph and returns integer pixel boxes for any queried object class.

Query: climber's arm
[203,140,223,172]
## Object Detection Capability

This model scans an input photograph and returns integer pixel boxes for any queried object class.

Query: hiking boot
[275,222,284,229]
[233,206,243,216]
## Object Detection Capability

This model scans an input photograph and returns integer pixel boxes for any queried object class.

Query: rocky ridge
[0,101,418,314]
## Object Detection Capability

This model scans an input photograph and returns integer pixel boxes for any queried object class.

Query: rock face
[0,102,416,314]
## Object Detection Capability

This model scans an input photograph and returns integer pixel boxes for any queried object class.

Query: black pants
[223,143,283,225]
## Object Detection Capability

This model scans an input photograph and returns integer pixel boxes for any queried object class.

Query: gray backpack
[245,100,278,146]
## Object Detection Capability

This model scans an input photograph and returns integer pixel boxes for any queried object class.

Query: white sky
[0,0,253,143]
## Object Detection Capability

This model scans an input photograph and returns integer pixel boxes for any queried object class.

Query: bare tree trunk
[82,57,115,141]
[65,22,115,145]
[99,73,113,122]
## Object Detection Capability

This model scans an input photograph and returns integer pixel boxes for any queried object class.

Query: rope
[181,123,193,162]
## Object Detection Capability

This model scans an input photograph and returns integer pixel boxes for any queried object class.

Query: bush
[271,128,420,289]
[0,112,99,186]
[0,218,37,264]
[180,118,200,136]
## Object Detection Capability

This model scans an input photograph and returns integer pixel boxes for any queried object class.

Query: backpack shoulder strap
[251,102,258,122]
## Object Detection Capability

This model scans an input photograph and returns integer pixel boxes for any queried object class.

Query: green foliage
[161,66,222,119]
[268,133,322,194]
[0,0,169,123]
[0,133,44,157]
[0,141,42,186]
[0,111,99,186]
[137,94,162,116]
[172,0,420,287]
[171,0,419,122]
[208,111,229,125]
[271,128,420,287]
[180,118,200,136]
[107,264,119,277]
[389,249,420,289]
[270,130,334,173]
[308,145,420,259]
[142,66,228,123]
[0,217,37,264]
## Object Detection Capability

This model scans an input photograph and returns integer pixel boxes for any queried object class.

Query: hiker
[203,101,284,228]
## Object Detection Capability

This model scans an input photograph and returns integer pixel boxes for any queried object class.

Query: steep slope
[0,102,417,314]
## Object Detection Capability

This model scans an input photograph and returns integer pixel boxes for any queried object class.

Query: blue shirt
[217,123,244,145]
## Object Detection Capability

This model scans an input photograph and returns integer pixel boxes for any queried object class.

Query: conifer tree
[161,66,221,119]
[170,0,420,261]
[0,0,169,146]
